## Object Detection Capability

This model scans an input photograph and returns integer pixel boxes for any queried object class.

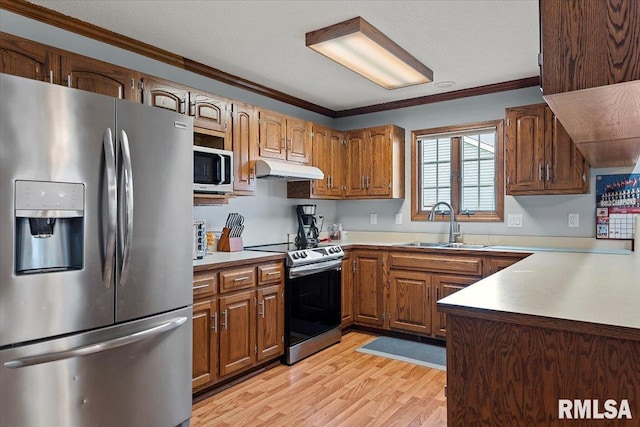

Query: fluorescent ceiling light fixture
[306,17,433,90]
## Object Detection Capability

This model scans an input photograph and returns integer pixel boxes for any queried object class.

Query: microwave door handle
[102,129,117,289]
[217,154,224,184]
[225,155,232,184]
[119,129,134,287]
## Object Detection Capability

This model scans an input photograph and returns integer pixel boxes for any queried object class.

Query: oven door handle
[288,259,342,279]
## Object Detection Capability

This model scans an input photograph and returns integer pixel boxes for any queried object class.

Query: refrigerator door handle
[119,129,134,286]
[103,128,117,289]
[3,316,187,369]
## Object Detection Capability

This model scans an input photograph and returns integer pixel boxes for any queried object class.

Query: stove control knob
[301,251,308,258]
[292,253,299,259]
[334,246,341,252]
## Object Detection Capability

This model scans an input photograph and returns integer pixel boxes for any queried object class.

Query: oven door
[285,259,342,351]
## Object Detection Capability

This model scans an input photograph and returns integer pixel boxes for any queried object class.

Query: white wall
[193,180,337,246]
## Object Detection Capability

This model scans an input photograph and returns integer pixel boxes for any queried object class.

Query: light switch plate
[370,213,377,225]
[507,214,523,228]
[395,213,402,225]
[568,213,579,228]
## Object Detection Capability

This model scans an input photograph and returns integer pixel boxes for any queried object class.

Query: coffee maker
[295,204,323,249]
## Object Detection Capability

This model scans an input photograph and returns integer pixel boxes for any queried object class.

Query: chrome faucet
[428,201,461,243]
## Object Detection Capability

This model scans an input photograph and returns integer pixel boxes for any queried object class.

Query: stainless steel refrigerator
[0,73,193,427]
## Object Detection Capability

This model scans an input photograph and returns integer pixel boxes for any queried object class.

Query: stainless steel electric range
[246,243,344,364]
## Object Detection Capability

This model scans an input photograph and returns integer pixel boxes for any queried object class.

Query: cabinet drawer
[390,253,483,276]
[258,262,284,285]
[220,267,256,292]
[193,271,216,298]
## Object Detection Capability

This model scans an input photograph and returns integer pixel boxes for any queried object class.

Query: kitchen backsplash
[193,180,337,246]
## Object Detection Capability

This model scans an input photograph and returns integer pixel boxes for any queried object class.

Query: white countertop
[193,250,283,267]
[438,250,640,330]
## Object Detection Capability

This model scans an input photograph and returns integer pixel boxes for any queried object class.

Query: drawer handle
[193,284,210,290]
[233,276,250,282]
[266,271,280,276]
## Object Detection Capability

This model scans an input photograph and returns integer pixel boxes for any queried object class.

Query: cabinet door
[189,92,230,133]
[192,298,218,389]
[258,110,287,160]
[341,252,354,327]
[328,130,346,197]
[484,255,526,277]
[0,33,58,83]
[232,102,258,194]
[141,76,187,114]
[389,270,432,335]
[256,284,284,361]
[311,125,331,196]
[345,130,368,197]
[367,126,392,197]
[505,104,546,194]
[61,54,140,102]
[353,251,385,327]
[219,290,256,377]
[287,117,311,164]
[433,275,477,338]
[544,108,589,193]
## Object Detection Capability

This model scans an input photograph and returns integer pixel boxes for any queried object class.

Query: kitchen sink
[394,242,487,249]
[394,242,446,247]
[439,243,487,249]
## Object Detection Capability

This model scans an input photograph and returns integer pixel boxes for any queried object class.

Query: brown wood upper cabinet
[0,32,139,101]
[345,125,405,199]
[0,32,59,83]
[286,124,345,199]
[258,109,312,164]
[62,54,141,102]
[232,102,258,194]
[539,0,640,95]
[311,125,345,198]
[142,75,230,134]
[505,104,588,195]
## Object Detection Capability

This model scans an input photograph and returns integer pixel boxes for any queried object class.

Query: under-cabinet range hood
[255,158,324,181]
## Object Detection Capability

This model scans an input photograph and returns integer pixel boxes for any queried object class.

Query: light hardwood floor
[192,331,447,426]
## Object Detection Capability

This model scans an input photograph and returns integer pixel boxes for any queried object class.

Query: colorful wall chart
[595,174,640,240]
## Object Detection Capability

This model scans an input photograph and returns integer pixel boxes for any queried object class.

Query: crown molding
[1,0,540,119]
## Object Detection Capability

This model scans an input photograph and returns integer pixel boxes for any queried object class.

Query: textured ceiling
[28,0,540,111]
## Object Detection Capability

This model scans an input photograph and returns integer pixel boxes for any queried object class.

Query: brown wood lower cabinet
[192,298,217,389]
[350,248,528,340]
[219,289,256,377]
[192,260,285,393]
[257,284,285,361]
[341,251,354,327]
[353,250,386,327]
[388,270,432,335]
[432,274,477,338]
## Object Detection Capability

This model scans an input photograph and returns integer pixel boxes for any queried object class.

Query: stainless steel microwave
[193,146,234,193]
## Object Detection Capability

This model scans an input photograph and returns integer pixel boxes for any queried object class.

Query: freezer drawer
[0,307,192,427]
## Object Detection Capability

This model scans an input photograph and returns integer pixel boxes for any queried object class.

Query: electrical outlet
[395,213,402,225]
[370,213,377,225]
[568,213,579,228]
[507,214,523,228]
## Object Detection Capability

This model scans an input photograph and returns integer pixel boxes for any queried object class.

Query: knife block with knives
[217,212,244,252]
